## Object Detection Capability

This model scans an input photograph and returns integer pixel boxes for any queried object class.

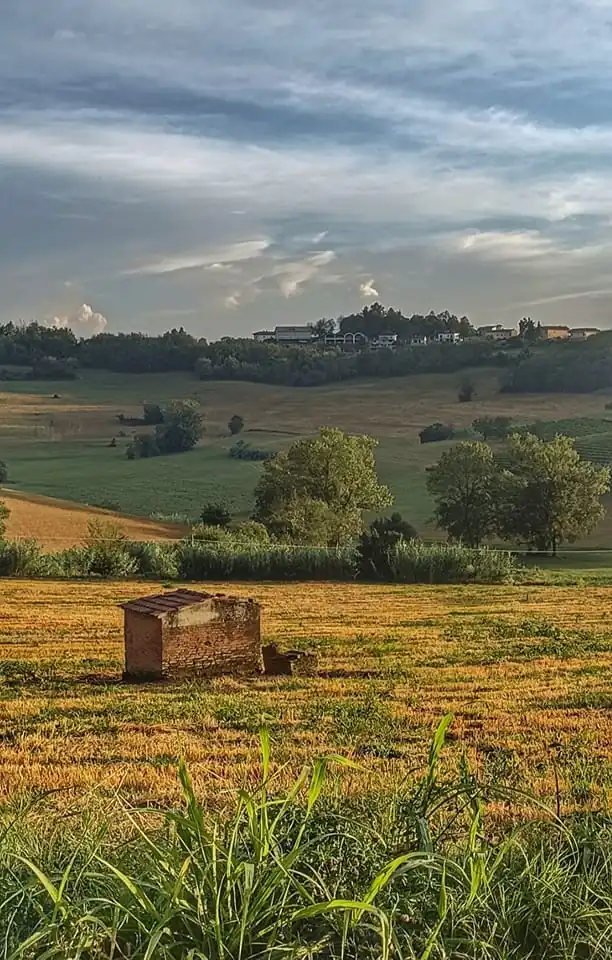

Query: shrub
[229,440,275,461]
[83,519,137,577]
[30,356,79,380]
[419,422,455,444]
[200,501,232,527]
[387,540,517,584]
[0,539,47,576]
[228,414,245,435]
[458,379,476,402]
[0,499,9,537]
[358,513,418,579]
[143,403,164,425]
[128,541,179,579]
[47,546,94,578]
[127,433,161,460]
[473,415,513,440]
[231,520,271,545]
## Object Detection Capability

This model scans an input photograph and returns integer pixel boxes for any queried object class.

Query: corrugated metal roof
[120,589,213,617]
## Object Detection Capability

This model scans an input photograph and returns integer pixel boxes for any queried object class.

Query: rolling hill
[1,366,612,545]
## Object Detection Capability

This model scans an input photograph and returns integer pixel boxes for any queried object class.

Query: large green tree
[497,433,610,554]
[156,400,203,454]
[426,441,498,546]
[253,427,392,545]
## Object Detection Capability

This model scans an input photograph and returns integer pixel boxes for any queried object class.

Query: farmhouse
[569,327,600,340]
[121,589,261,680]
[273,325,316,344]
[478,324,516,341]
[539,325,570,340]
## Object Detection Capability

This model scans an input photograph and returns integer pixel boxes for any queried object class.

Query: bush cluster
[229,440,275,461]
[0,532,518,585]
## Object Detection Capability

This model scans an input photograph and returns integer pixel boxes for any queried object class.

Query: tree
[143,403,164,425]
[253,427,393,545]
[156,400,203,454]
[472,416,513,441]
[419,423,455,444]
[312,318,336,339]
[497,433,611,554]
[519,317,540,344]
[358,513,418,578]
[200,502,232,527]
[127,433,161,459]
[426,441,498,547]
[458,379,476,403]
[228,414,245,436]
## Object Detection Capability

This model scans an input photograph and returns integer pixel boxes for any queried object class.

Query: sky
[3,1,612,337]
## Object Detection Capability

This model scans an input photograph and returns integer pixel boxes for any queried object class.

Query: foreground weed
[4,716,612,959]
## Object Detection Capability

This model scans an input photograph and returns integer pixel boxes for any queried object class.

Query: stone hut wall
[161,597,261,678]
[124,611,163,679]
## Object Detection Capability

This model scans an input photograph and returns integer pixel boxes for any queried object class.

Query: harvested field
[0,579,610,819]
[1,490,184,549]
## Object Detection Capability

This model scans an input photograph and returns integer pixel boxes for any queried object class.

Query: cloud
[271,250,336,298]
[7,1,612,333]
[48,303,108,335]
[360,278,380,298]
[123,239,270,276]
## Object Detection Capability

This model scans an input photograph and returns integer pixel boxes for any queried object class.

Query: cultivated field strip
[0,580,611,817]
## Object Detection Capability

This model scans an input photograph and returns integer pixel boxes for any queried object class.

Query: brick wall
[124,611,163,679]
[161,597,261,678]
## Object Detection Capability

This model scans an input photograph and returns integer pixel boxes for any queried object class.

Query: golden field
[1,490,184,549]
[0,579,611,818]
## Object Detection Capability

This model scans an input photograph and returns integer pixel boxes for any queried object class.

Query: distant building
[253,325,316,345]
[433,332,462,344]
[324,331,368,350]
[478,324,516,341]
[569,327,600,340]
[539,325,570,340]
[410,335,428,346]
[370,334,398,350]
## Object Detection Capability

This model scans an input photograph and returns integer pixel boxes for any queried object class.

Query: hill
[1,367,612,544]
[1,490,185,550]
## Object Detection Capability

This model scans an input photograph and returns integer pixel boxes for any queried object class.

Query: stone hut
[120,589,261,681]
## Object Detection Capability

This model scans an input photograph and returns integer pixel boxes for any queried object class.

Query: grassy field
[2,367,612,543]
[1,578,610,819]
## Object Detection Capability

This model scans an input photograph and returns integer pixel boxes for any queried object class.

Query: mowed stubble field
[1,579,611,819]
[3,368,612,542]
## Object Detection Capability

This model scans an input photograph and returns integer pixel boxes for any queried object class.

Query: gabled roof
[119,589,213,617]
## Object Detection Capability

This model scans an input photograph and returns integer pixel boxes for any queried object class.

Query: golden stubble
[1,579,610,819]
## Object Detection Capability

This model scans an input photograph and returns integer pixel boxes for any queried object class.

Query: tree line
[0,314,504,387]
[1,312,609,392]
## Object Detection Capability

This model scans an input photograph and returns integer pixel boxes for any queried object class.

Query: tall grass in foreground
[0,537,519,583]
[2,718,612,959]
